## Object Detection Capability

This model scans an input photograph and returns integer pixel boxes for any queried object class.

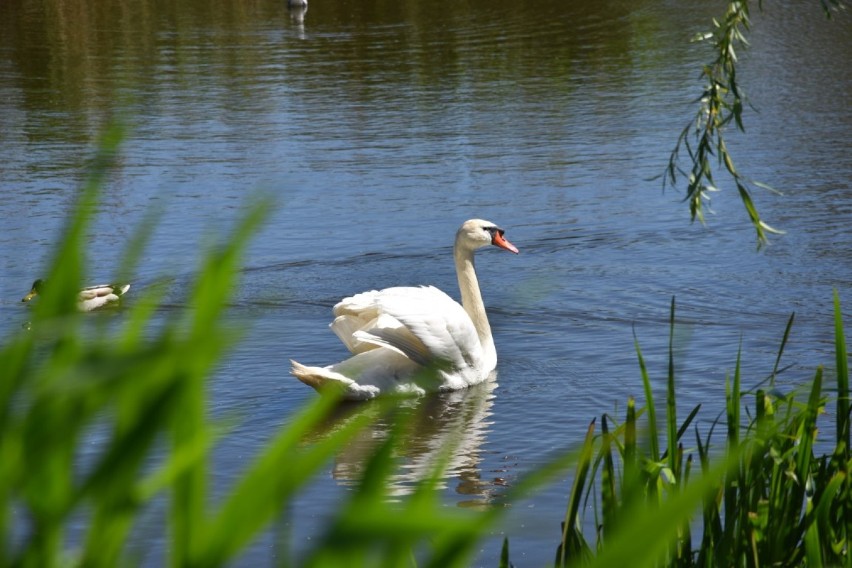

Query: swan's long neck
[454,240,496,369]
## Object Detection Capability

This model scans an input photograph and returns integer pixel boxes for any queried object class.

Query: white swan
[291,219,519,400]
[22,279,130,312]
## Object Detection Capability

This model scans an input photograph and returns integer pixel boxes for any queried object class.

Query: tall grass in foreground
[551,297,852,568]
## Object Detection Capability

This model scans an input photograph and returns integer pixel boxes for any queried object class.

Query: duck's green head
[22,279,45,303]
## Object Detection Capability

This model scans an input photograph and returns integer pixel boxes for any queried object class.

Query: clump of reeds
[550,297,851,568]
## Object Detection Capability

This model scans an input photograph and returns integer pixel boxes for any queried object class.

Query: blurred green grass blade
[80,378,182,503]
[136,424,213,504]
[193,392,380,565]
[302,400,492,568]
[186,197,273,336]
[118,279,171,349]
[316,506,481,555]
[348,403,404,504]
[170,196,273,566]
[426,393,564,568]
[409,412,499,568]
[0,331,35,441]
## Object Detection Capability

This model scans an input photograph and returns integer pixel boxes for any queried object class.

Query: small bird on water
[22,279,131,312]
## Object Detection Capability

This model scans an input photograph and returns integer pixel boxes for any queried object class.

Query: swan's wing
[386,286,484,371]
[332,293,411,355]
[334,286,482,372]
[353,324,431,366]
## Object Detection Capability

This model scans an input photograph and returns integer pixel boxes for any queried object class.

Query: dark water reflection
[2,0,851,565]
[309,381,499,504]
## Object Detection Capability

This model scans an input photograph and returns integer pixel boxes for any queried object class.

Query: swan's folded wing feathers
[331,292,389,354]
[375,286,483,371]
[333,290,382,318]
[328,285,483,372]
[353,327,432,367]
[331,314,379,354]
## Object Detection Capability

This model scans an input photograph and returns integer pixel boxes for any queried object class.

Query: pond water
[1,0,851,565]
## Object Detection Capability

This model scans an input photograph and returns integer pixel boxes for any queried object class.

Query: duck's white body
[291,219,518,400]
[76,284,131,311]
[22,279,130,312]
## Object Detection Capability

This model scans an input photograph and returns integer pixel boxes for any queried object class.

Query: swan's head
[456,219,519,254]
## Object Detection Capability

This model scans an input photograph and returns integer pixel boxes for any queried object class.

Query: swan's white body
[291,219,518,400]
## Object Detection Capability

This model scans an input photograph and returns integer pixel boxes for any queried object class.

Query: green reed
[549,295,852,568]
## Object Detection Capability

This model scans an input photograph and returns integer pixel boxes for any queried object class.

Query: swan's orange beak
[492,230,519,254]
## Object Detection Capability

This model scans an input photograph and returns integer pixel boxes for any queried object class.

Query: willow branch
[665,1,783,248]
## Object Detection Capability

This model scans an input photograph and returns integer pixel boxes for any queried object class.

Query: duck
[291,219,519,400]
[22,279,131,312]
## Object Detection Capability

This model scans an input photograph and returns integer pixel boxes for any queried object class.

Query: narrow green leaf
[634,327,659,462]
[557,419,596,567]
[499,537,511,568]
[834,290,849,458]
[601,416,618,536]
[667,297,679,479]
[193,392,376,565]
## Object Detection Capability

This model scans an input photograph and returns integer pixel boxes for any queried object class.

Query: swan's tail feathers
[290,360,384,401]
[291,360,336,390]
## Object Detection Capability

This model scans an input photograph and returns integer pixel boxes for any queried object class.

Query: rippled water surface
[1,0,851,564]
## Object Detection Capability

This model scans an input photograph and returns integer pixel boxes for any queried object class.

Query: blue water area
[1,0,850,564]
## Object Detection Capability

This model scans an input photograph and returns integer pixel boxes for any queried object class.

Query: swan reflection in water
[308,378,505,505]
